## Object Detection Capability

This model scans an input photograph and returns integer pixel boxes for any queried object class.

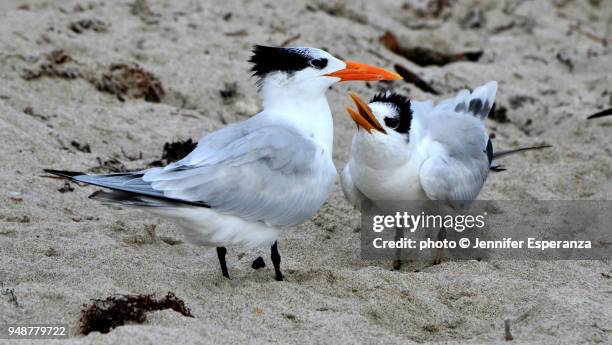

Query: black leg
[216,247,229,279]
[270,241,283,281]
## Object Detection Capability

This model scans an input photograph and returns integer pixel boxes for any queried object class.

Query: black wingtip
[43,169,84,179]
[587,108,612,120]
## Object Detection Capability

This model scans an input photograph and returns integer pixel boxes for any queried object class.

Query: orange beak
[346,91,387,134]
[325,61,402,81]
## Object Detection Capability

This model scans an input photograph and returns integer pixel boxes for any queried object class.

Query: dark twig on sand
[280,34,301,47]
[224,29,248,37]
[393,64,439,95]
[379,31,483,67]
[568,23,609,47]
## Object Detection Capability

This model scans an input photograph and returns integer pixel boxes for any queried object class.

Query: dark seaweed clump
[22,50,81,80]
[149,139,197,167]
[94,63,165,102]
[80,292,193,335]
[69,19,108,34]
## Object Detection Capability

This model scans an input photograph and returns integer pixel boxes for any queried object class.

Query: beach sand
[1,0,611,344]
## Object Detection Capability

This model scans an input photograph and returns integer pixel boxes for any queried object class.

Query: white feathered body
[144,99,337,247]
[342,82,497,209]
[76,96,338,248]
[46,46,400,252]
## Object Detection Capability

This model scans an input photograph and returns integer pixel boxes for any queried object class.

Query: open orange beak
[325,61,402,81]
[346,91,387,134]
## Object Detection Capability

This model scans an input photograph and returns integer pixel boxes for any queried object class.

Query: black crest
[370,92,413,134]
[249,45,315,78]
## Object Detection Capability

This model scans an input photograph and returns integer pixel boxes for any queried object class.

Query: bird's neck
[352,133,413,170]
[259,83,334,154]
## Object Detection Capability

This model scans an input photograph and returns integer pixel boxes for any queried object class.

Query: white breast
[348,153,429,202]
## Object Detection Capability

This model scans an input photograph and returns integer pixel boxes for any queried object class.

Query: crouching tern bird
[45,45,401,281]
[340,82,549,267]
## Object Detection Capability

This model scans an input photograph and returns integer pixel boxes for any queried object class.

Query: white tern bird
[340,82,549,268]
[46,45,401,280]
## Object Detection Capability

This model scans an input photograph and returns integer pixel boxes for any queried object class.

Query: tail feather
[44,169,85,179]
[45,169,155,195]
[44,169,209,207]
[90,190,178,207]
[436,81,497,120]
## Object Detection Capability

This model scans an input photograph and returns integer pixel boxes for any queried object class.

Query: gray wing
[141,124,329,227]
[49,119,332,226]
[417,81,497,207]
[55,123,250,203]
[419,153,489,208]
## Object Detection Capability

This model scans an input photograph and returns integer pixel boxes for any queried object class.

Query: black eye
[384,117,398,129]
[310,58,328,69]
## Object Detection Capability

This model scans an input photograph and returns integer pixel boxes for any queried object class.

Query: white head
[249,46,402,108]
[345,91,415,169]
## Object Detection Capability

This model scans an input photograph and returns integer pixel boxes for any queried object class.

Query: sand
[1,0,611,344]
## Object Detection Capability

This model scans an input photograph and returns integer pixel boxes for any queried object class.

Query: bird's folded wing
[142,125,321,226]
[419,154,489,208]
[340,163,369,210]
